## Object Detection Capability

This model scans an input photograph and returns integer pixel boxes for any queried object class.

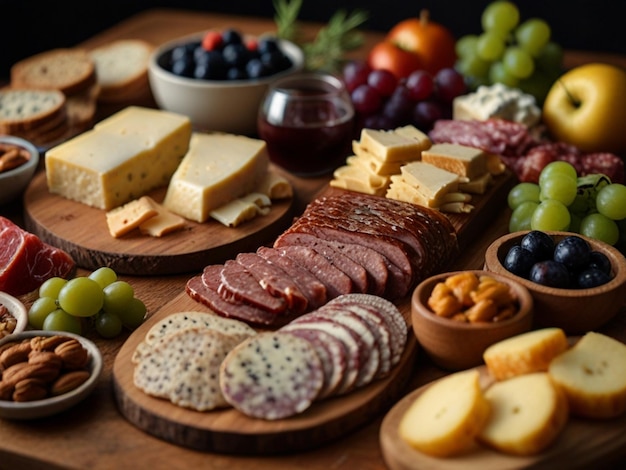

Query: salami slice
[219,331,324,420]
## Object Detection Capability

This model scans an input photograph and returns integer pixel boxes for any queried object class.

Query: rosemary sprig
[273,0,369,73]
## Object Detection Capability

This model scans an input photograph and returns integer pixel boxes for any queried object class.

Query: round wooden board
[379,366,626,470]
[112,291,418,454]
[22,171,295,275]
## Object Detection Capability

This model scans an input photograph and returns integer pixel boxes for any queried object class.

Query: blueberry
[171,58,194,77]
[588,251,612,275]
[226,67,247,80]
[258,37,280,54]
[553,236,591,271]
[576,268,613,288]
[520,230,554,261]
[246,58,270,79]
[503,245,536,278]
[222,43,250,67]
[530,260,571,288]
[222,28,243,45]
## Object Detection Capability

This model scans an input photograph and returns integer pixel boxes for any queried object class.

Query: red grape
[434,67,467,103]
[351,84,382,114]
[405,70,434,101]
[367,69,398,97]
[412,100,445,131]
[343,61,372,92]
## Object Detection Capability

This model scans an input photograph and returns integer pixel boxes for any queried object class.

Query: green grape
[456,54,491,79]
[476,32,506,61]
[39,277,67,300]
[515,18,551,57]
[568,194,591,216]
[539,174,578,206]
[509,201,538,232]
[488,61,519,87]
[531,199,571,231]
[502,46,535,79]
[535,41,564,75]
[95,311,123,339]
[57,277,104,318]
[89,266,118,289]
[43,308,82,335]
[119,297,147,330]
[481,1,520,37]
[569,212,583,234]
[517,70,553,104]
[103,281,135,316]
[596,183,626,220]
[580,213,619,245]
[28,297,58,329]
[508,182,540,210]
[455,34,479,59]
[539,161,578,185]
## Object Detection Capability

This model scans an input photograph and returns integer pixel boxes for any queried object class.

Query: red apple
[543,63,626,155]
[367,41,424,80]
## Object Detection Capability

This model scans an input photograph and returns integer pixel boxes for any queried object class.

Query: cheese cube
[421,143,488,181]
[163,133,269,223]
[331,162,390,196]
[399,161,460,200]
[350,147,405,175]
[358,128,425,163]
[46,106,192,210]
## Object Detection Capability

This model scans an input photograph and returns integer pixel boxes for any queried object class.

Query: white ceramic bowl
[0,135,39,206]
[148,31,305,135]
[0,292,29,338]
[0,330,103,419]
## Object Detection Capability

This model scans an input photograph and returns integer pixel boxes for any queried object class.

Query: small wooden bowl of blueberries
[484,230,626,334]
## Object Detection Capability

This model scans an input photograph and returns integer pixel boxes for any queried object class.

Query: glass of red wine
[258,72,355,177]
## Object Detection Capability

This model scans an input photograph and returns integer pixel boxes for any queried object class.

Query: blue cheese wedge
[163,132,269,223]
[46,106,192,210]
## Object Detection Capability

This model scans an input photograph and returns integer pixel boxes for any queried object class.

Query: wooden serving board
[110,170,517,454]
[22,171,296,275]
[380,365,626,470]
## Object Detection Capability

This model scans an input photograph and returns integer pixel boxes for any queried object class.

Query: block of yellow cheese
[398,161,460,200]
[163,132,269,223]
[421,143,488,181]
[358,127,426,163]
[46,106,192,210]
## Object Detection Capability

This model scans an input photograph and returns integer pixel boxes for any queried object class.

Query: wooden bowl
[411,270,534,371]
[484,231,626,335]
[0,291,29,338]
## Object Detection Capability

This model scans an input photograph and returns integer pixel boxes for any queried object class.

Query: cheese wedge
[163,133,269,223]
[421,143,488,181]
[46,106,192,210]
[398,369,490,457]
[358,128,425,163]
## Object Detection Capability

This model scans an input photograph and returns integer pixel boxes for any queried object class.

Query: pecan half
[13,378,48,402]
[31,335,72,352]
[0,341,33,371]
[51,370,91,396]
[54,339,89,369]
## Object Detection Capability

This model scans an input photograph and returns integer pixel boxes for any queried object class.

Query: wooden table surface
[1,8,625,470]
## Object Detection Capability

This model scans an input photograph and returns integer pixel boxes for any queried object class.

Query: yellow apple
[542,63,626,154]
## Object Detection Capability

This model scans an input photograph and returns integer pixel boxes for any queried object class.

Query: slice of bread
[10,48,96,96]
[0,89,66,134]
[398,369,490,457]
[549,331,626,419]
[89,39,154,103]
[483,327,569,381]
[478,372,569,456]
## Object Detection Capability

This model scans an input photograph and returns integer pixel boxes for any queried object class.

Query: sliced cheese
[459,172,493,194]
[358,128,424,163]
[331,163,390,196]
[349,147,406,175]
[139,198,186,237]
[399,161,460,200]
[421,143,488,181]
[387,175,472,212]
[46,106,192,210]
[106,195,158,238]
[256,171,292,200]
[210,199,260,228]
[393,125,432,150]
[163,133,269,223]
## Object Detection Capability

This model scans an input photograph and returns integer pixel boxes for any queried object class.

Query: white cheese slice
[46,106,192,210]
[331,162,390,196]
[358,128,424,163]
[164,132,269,223]
[349,148,406,175]
[399,161,460,200]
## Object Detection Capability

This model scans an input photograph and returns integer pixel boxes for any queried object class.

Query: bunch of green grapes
[455,0,563,103]
[508,161,626,251]
[28,267,147,338]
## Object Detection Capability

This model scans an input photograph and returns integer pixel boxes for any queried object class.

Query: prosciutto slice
[0,217,75,296]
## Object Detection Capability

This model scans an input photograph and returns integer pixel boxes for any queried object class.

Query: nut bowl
[0,135,39,206]
[484,231,626,335]
[411,270,534,371]
[0,330,103,419]
[148,31,305,135]
[0,292,29,339]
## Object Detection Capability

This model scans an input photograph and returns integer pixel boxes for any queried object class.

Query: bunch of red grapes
[342,61,468,133]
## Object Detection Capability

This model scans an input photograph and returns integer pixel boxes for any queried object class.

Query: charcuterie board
[379,365,626,470]
[22,171,296,275]
[110,170,517,454]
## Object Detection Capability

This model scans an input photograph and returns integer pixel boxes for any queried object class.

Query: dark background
[1,0,624,81]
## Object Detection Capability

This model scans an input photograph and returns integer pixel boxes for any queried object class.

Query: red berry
[434,68,467,103]
[245,38,259,52]
[202,31,224,51]
[405,70,435,101]
[367,69,397,97]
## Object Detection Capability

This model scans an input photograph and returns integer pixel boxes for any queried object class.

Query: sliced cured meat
[282,327,348,399]
[327,294,408,367]
[219,331,325,420]
[186,267,277,326]
[275,245,353,299]
[275,232,389,297]
[0,216,75,296]
[282,317,362,395]
[255,246,327,309]
[235,252,308,314]
[218,259,286,314]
